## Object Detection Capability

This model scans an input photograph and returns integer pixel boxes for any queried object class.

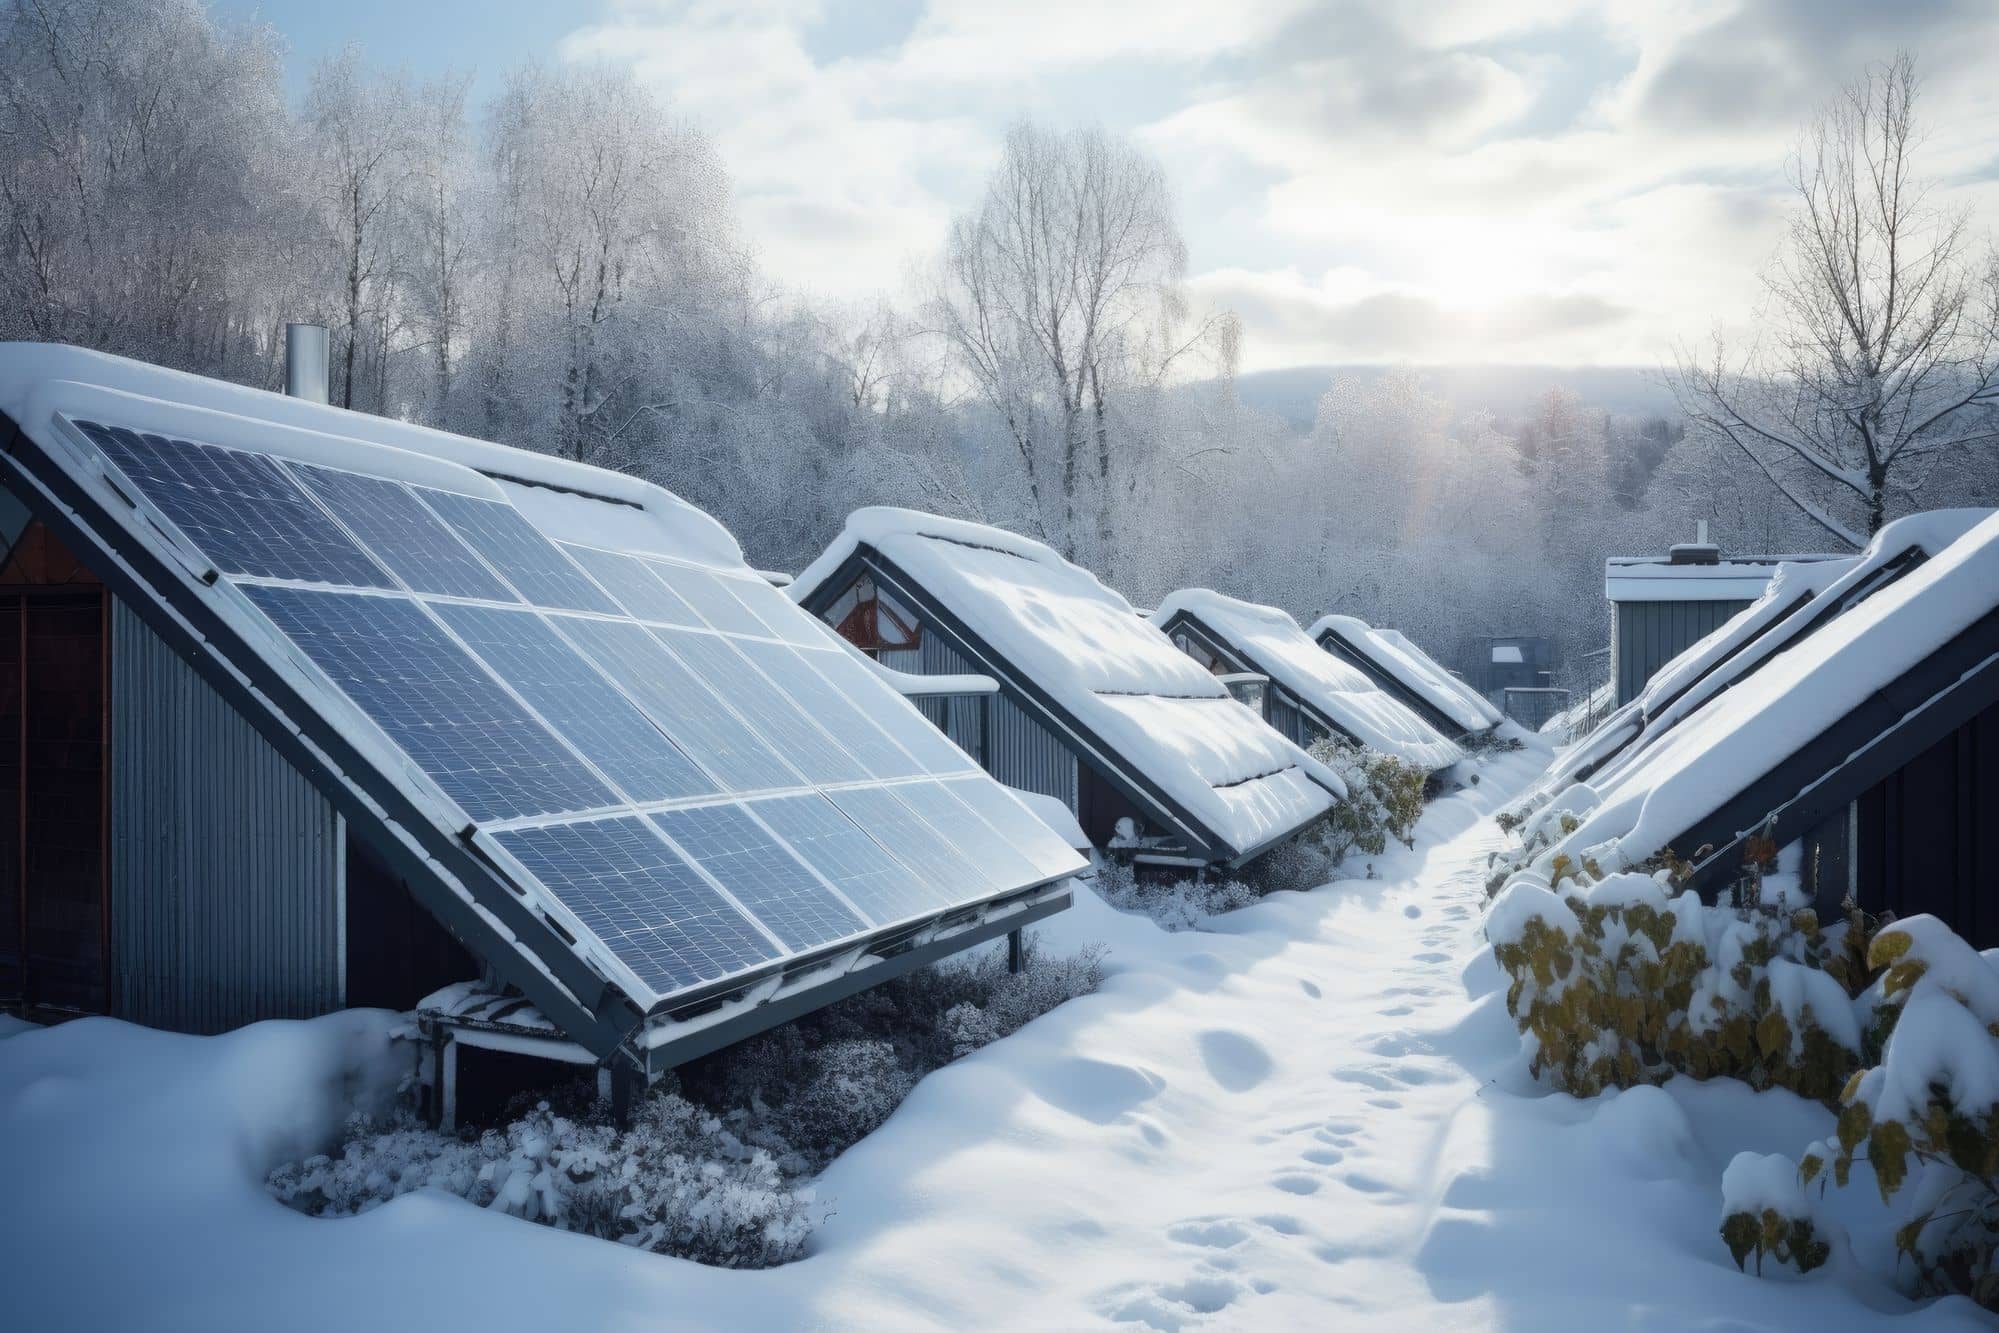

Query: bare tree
[407,72,472,424]
[932,122,1233,562]
[304,49,416,410]
[1670,53,1999,547]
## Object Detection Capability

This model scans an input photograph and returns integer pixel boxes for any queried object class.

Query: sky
[215,0,1999,372]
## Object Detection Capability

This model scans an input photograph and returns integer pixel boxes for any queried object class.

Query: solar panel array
[69,418,1086,1010]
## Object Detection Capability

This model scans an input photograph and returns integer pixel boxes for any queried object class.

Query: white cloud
[558,0,1999,365]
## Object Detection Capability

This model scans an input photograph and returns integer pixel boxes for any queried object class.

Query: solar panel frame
[649,625,873,786]
[417,487,621,614]
[650,802,868,951]
[288,462,519,602]
[559,544,706,627]
[646,561,774,637]
[748,792,952,928]
[35,405,1083,1044]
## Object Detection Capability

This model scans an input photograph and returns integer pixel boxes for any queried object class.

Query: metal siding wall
[893,622,1079,808]
[110,598,343,1033]
[1613,599,1751,706]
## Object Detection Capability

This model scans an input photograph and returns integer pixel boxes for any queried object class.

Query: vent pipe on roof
[284,323,330,404]
[1696,519,1709,545]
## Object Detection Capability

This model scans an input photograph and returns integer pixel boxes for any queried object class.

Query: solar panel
[828,784,1004,896]
[559,545,703,627]
[731,637,926,779]
[938,776,1086,880]
[431,602,718,804]
[554,616,800,793]
[290,463,517,601]
[81,423,392,587]
[652,627,871,785]
[648,562,772,637]
[494,817,780,993]
[46,405,1083,1028]
[886,779,1046,888]
[724,575,832,647]
[651,803,866,950]
[749,792,949,927]
[242,586,616,822]
[418,488,619,613]
[803,645,984,775]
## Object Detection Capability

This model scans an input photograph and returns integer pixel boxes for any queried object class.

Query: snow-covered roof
[792,509,1345,860]
[1150,589,1462,773]
[1308,614,1503,735]
[1540,509,1999,877]
[0,344,1085,1059]
[1603,551,1845,603]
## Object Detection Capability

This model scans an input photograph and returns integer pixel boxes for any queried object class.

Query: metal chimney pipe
[1696,519,1709,545]
[284,323,330,404]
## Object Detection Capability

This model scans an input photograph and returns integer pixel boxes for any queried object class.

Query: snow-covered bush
[1484,861,1867,1101]
[269,1097,821,1267]
[1795,918,1999,1307]
[1094,859,1258,930]
[1302,737,1426,865]
[273,934,1104,1264]
[1720,1151,1836,1277]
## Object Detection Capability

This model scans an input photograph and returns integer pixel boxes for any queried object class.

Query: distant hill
[1233,365,1679,433]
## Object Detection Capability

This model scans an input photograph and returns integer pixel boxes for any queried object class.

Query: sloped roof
[1309,614,1503,735]
[1536,509,1999,879]
[1150,588,1462,773]
[0,344,1085,1060]
[792,508,1345,861]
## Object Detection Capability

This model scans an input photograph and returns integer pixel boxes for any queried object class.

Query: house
[1532,509,1999,947]
[1149,589,1462,775]
[1484,635,1555,697]
[1309,615,1504,741]
[1604,541,1846,708]
[0,342,1085,1108]
[790,509,1347,870]
[1515,509,1987,818]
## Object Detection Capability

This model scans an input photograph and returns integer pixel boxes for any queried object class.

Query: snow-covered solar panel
[45,406,1084,1016]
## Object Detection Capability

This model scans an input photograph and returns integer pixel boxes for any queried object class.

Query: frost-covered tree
[1670,54,1999,546]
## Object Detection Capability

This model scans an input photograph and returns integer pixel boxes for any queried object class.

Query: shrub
[1484,861,1869,1101]
[1720,1152,1835,1277]
[1796,918,1999,1307]
[1302,737,1427,865]
[272,933,1109,1267]
[268,1097,821,1267]
[1094,859,1258,930]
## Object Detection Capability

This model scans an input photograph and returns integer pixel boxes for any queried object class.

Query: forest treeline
[4,0,1995,693]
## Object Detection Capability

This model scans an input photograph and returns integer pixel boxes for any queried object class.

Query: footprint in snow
[1272,1174,1322,1195]
[1403,904,1422,918]
[1298,979,1322,999]
[1302,1147,1344,1166]
[1378,1004,1413,1017]
[1166,1219,1249,1250]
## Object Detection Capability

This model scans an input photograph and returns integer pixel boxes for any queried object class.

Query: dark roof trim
[1675,604,1999,897]
[1312,624,1475,740]
[799,545,1292,865]
[1155,608,1353,750]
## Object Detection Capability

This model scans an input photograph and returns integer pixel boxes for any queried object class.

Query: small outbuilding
[1149,589,1462,774]
[1604,542,1845,708]
[1309,615,1503,741]
[791,510,1347,870]
[1535,509,1999,947]
[0,344,1084,1100]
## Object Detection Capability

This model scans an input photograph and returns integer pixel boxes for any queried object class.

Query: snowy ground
[2,745,1990,1330]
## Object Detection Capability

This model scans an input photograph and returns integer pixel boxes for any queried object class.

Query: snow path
[5,745,1988,1329]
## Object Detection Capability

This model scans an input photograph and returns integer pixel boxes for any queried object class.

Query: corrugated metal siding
[1613,599,1751,707]
[884,623,1079,809]
[110,598,343,1033]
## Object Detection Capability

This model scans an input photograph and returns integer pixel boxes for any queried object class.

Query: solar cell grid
[749,793,948,926]
[725,576,831,646]
[559,545,704,626]
[290,463,516,601]
[733,638,925,780]
[651,803,866,949]
[652,627,870,785]
[940,776,1088,881]
[79,423,392,587]
[555,616,800,793]
[418,487,619,613]
[648,562,771,637]
[828,785,1002,897]
[494,817,780,996]
[432,603,717,805]
[243,585,615,822]
[888,779,1046,888]
[803,646,983,775]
